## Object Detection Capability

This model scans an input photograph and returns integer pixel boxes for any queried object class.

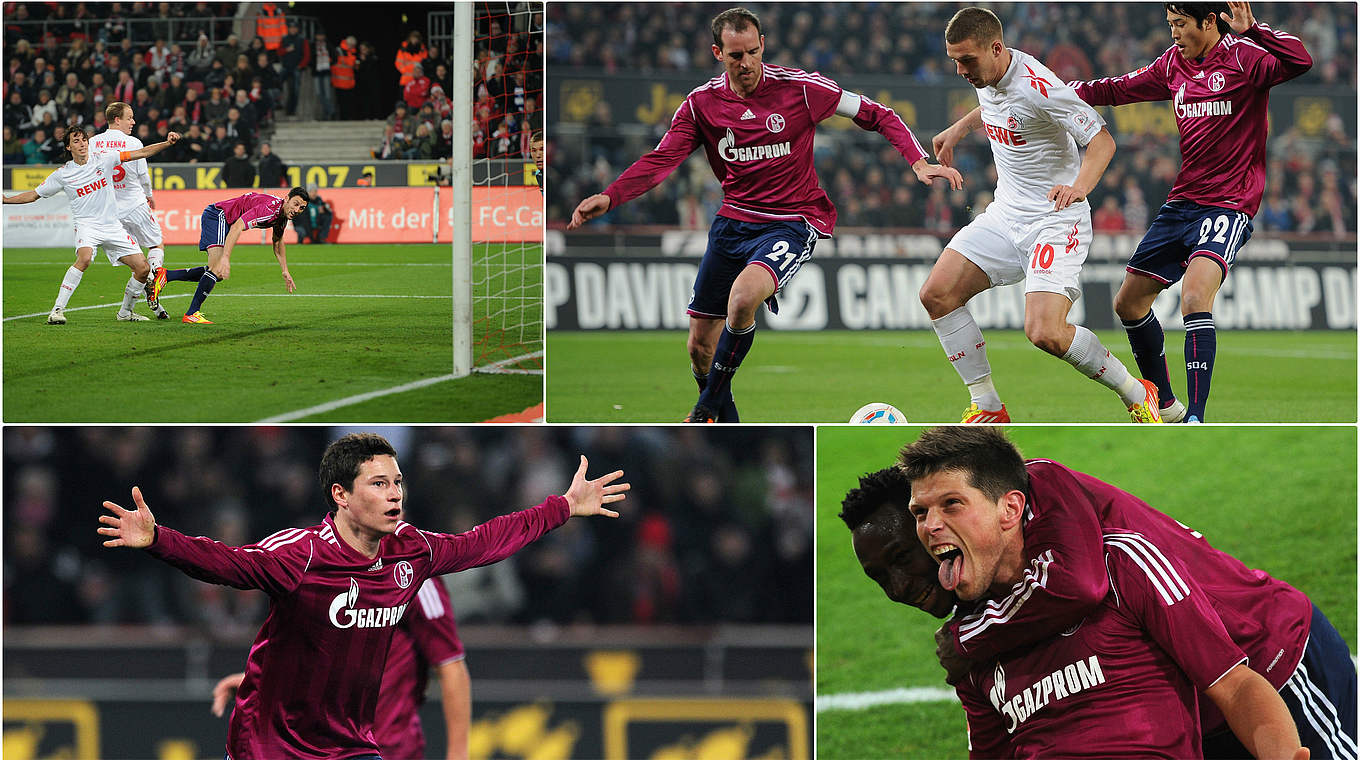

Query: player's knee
[1024,322,1066,356]
[1112,289,1144,322]
[919,281,958,319]
[687,335,714,369]
[1180,285,1216,315]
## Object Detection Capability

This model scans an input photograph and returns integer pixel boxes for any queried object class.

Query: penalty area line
[258,374,462,422]
[4,294,448,321]
[817,687,959,712]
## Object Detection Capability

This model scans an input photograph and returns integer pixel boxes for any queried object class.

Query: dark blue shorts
[200,204,227,251]
[687,216,818,319]
[1126,201,1253,285]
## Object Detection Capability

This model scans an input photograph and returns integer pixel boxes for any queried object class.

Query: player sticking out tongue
[937,547,963,591]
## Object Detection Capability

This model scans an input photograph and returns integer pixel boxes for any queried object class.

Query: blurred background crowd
[3,426,813,632]
[547,2,1357,236]
[3,1,544,172]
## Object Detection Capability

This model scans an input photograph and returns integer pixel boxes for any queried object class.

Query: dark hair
[711,7,761,49]
[898,426,1027,503]
[271,186,310,237]
[1164,3,1232,35]
[318,433,399,511]
[839,466,911,531]
[945,7,1004,46]
[62,126,88,149]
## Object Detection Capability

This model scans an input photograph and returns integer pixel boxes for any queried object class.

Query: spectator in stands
[374,124,409,160]
[311,30,335,120]
[410,122,436,159]
[30,88,57,126]
[293,184,334,243]
[1093,195,1126,232]
[148,37,171,77]
[257,141,286,188]
[55,72,87,114]
[231,89,258,135]
[182,86,202,124]
[332,35,358,120]
[66,89,93,127]
[201,85,228,124]
[22,127,49,163]
[214,33,242,69]
[223,107,251,151]
[279,20,304,117]
[222,141,255,188]
[10,71,36,106]
[230,53,254,91]
[436,118,454,160]
[3,126,23,164]
[395,29,427,86]
[387,101,412,135]
[130,87,153,123]
[30,57,49,87]
[188,33,215,77]
[5,91,31,135]
[202,123,232,162]
[356,41,383,119]
[403,62,431,110]
[427,84,451,122]
[489,116,514,158]
[112,69,135,106]
[167,104,190,136]
[180,122,206,162]
[202,57,228,92]
[161,72,188,113]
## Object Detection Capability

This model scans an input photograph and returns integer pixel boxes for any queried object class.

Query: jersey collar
[992,48,1021,93]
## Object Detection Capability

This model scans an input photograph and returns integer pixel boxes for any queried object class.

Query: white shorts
[75,223,143,265]
[946,202,1092,302]
[117,204,163,248]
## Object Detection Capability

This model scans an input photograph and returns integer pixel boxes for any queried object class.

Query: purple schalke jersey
[215,191,286,230]
[377,577,465,760]
[1071,23,1311,217]
[603,63,927,237]
[147,496,566,760]
[958,534,1247,759]
[949,459,1312,736]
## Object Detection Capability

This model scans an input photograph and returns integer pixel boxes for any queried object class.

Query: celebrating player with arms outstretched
[568,7,960,423]
[930,7,1161,423]
[150,188,309,324]
[90,101,170,319]
[100,433,627,759]
[3,128,180,324]
[1072,2,1311,422]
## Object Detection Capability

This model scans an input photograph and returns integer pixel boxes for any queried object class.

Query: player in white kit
[90,101,169,319]
[2,127,180,324]
[927,7,1162,423]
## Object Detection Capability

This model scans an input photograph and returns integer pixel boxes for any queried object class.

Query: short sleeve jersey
[976,48,1105,217]
[88,129,150,214]
[958,533,1247,759]
[215,192,285,230]
[35,151,123,226]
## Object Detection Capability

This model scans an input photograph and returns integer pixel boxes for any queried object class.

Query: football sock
[693,370,740,422]
[697,321,755,411]
[1062,325,1146,407]
[54,266,83,309]
[119,275,144,313]
[1121,310,1177,406]
[1184,312,1216,421]
[932,306,1002,410]
[186,271,219,315]
[147,246,165,272]
[167,266,207,282]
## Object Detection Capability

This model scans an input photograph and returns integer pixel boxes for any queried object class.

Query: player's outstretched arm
[121,132,181,162]
[98,486,158,548]
[568,194,611,230]
[211,672,246,717]
[271,227,296,292]
[1047,127,1115,211]
[2,190,40,204]
[1205,663,1308,760]
[562,455,628,518]
[932,106,984,168]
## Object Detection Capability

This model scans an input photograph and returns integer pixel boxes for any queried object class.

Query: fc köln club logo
[766,113,785,133]
[394,560,413,589]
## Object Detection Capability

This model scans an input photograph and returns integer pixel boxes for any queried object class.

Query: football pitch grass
[815,426,1359,760]
[546,329,1356,422]
[3,244,543,422]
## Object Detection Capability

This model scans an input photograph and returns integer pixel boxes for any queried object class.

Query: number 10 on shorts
[1031,242,1055,270]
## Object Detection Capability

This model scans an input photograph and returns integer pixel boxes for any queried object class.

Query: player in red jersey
[213,577,470,760]
[567,7,961,423]
[1070,2,1312,422]
[99,432,628,760]
[841,430,1355,759]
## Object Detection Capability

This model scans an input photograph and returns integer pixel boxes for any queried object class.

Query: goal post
[452,1,473,377]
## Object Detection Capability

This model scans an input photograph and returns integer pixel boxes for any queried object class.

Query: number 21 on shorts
[765,240,797,274]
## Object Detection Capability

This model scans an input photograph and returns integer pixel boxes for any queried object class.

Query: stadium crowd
[547,2,1357,236]
[2,2,544,170]
[3,426,813,631]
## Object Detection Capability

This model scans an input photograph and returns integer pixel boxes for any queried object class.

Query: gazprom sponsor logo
[993,654,1107,733]
[718,128,792,163]
[1174,84,1232,118]
[328,577,409,629]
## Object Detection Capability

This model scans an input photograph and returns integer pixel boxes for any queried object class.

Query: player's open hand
[567,194,611,230]
[98,486,157,549]
[1046,183,1086,212]
[913,159,964,191]
[211,672,245,717]
[1220,1,1256,34]
[563,455,629,518]
[166,131,181,143]
[281,271,296,292]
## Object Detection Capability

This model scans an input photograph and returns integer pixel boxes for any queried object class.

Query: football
[849,403,907,424]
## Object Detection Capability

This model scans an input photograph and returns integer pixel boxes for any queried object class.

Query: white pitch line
[817,687,959,712]
[258,374,462,422]
[8,261,454,266]
[4,294,448,321]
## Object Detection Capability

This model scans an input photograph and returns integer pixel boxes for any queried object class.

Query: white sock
[120,275,144,314]
[54,266,83,309]
[147,247,164,271]
[1062,325,1144,406]
[932,306,1002,410]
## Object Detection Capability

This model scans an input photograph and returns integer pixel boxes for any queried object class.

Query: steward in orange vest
[394,30,428,86]
[256,3,286,52]
[331,38,357,91]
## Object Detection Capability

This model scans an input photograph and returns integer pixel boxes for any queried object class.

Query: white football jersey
[975,48,1105,217]
[88,129,150,215]
[35,151,123,225]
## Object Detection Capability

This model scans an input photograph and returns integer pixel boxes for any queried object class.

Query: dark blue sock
[167,266,206,282]
[1121,310,1177,407]
[186,271,219,315]
[693,369,740,422]
[697,322,755,412]
[1183,311,1216,421]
